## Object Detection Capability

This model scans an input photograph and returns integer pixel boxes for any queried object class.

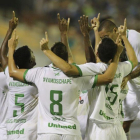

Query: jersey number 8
[50,90,63,115]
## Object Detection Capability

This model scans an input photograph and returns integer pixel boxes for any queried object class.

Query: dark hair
[13,46,31,68]
[100,16,113,23]
[99,20,117,32]
[51,42,68,62]
[98,38,117,63]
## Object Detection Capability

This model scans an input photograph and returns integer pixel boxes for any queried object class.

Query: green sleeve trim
[23,69,29,82]
[92,75,98,88]
[71,63,82,76]
[71,62,76,65]
[74,65,82,76]
[128,60,133,72]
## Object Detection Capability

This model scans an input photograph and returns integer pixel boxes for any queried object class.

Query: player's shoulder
[128,29,140,41]
[79,62,107,70]
[118,61,131,68]
[128,29,139,35]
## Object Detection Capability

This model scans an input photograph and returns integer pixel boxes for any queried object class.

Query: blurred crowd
[0,0,140,66]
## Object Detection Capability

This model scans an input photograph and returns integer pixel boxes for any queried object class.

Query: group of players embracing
[0,11,140,140]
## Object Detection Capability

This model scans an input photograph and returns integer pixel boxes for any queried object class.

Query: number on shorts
[13,94,24,117]
[105,84,118,105]
[50,90,63,115]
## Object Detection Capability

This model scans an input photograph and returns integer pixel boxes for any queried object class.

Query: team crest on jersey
[55,73,60,76]
[79,96,84,104]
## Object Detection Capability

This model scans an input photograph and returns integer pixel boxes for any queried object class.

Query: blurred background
[0,0,140,139]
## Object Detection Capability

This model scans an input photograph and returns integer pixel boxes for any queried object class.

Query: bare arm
[91,13,101,63]
[118,19,138,68]
[78,15,96,63]
[1,11,18,70]
[121,65,140,89]
[8,30,26,82]
[40,32,123,86]
[57,13,74,64]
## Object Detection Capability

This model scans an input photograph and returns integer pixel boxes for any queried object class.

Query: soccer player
[1,12,38,140]
[77,15,96,140]
[0,49,8,140]
[0,12,18,140]
[38,17,137,140]
[98,17,140,140]
[8,17,124,140]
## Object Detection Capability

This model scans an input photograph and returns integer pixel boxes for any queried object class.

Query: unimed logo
[7,128,24,135]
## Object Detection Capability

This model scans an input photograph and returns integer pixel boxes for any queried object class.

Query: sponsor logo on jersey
[43,77,72,84]
[99,110,113,120]
[7,128,24,135]
[48,123,76,129]
[6,119,26,123]
[105,103,112,110]
[52,117,66,122]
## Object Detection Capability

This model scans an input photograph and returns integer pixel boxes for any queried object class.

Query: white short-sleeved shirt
[0,72,8,137]
[5,67,38,139]
[77,61,133,124]
[127,29,140,92]
[24,64,97,136]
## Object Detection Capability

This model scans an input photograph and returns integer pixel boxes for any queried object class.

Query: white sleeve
[128,30,140,62]
[119,61,133,77]
[74,63,107,76]
[24,67,42,84]
[76,75,98,91]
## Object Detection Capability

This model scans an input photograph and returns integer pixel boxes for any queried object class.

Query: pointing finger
[124,18,127,28]
[67,18,70,26]
[45,32,49,41]
[13,11,15,20]
[97,13,100,20]
[57,13,61,21]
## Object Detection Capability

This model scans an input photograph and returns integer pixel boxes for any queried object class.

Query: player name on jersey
[9,81,31,87]
[43,77,72,84]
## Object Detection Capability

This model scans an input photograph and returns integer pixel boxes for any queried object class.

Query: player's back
[5,67,38,140]
[90,61,133,123]
[25,64,95,136]
[0,72,8,140]
[5,67,38,119]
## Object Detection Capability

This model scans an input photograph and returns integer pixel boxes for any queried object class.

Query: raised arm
[91,13,101,63]
[78,15,96,63]
[118,19,138,68]
[57,13,74,64]
[40,32,122,85]
[1,11,18,70]
[8,30,26,82]
[97,36,123,85]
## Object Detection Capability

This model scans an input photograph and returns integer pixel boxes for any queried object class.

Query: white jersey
[24,64,97,136]
[5,67,38,140]
[77,61,132,124]
[127,29,140,92]
[77,90,89,139]
[0,72,8,139]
